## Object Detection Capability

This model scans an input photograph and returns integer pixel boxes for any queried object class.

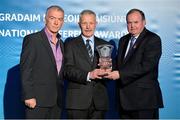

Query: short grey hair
[46,5,64,16]
[79,9,96,22]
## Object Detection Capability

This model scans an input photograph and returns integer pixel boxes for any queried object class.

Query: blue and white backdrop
[0,0,180,119]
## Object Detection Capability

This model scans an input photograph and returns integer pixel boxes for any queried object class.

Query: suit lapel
[40,30,57,71]
[76,36,92,64]
[58,39,64,76]
[123,28,147,64]
[93,37,100,68]
[119,36,130,64]
[59,39,64,55]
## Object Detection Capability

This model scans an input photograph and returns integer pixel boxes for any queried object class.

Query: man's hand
[25,98,36,109]
[104,70,120,80]
[89,69,109,79]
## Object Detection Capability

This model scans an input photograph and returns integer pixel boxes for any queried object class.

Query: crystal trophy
[96,44,114,70]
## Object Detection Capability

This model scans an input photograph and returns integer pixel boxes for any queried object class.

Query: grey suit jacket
[64,35,109,110]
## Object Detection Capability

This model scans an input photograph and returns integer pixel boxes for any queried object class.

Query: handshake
[89,58,120,80]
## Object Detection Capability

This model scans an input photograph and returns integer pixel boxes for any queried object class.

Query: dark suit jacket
[20,29,64,107]
[64,35,109,110]
[116,28,164,110]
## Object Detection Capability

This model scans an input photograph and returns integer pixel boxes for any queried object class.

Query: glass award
[96,44,114,69]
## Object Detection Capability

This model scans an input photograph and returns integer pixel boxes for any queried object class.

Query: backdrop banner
[0,0,180,118]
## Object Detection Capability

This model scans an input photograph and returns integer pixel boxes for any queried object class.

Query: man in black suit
[105,8,164,119]
[20,5,64,119]
[64,10,109,119]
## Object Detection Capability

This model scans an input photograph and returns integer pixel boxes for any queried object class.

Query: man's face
[45,9,64,34]
[79,14,97,38]
[127,11,145,36]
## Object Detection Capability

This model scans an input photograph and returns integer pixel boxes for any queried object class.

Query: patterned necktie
[86,39,93,62]
[125,36,136,58]
[129,36,136,50]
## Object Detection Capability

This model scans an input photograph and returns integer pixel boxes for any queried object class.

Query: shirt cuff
[87,72,91,82]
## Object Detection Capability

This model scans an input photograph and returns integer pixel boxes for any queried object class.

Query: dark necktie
[86,39,93,62]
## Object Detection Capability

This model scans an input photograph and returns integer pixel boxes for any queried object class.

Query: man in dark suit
[20,5,64,119]
[105,8,164,119]
[64,10,109,119]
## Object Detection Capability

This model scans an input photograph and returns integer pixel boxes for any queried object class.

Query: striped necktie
[86,39,93,62]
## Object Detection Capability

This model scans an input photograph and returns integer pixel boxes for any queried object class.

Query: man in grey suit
[64,10,109,119]
[105,8,164,119]
[20,5,64,119]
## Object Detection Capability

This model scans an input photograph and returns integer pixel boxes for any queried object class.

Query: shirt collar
[81,35,94,45]
[131,34,139,39]
[44,27,61,42]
